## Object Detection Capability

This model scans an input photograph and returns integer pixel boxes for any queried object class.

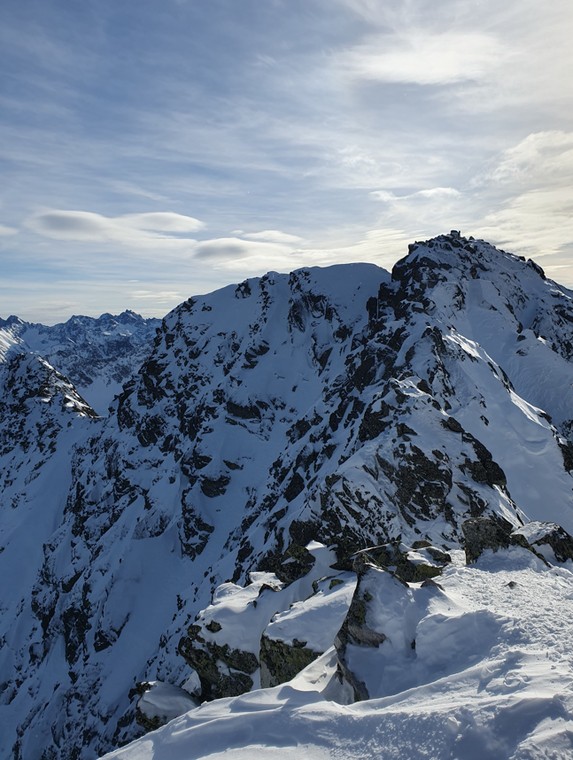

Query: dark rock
[284,471,305,503]
[516,522,573,564]
[442,416,464,434]
[226,400,261,420]
[461,515,526,563]
[353,540,449,584]
[200,475,230,498]
[259,635,318,688]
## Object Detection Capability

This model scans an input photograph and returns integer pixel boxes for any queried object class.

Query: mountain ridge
[2,232,573,758]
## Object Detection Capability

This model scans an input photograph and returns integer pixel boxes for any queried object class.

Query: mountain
[0,311,161,414]
[2,232,573,759]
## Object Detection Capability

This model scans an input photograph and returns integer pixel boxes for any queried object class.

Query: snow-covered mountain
[0,311,161,414]
[2,232,573,759]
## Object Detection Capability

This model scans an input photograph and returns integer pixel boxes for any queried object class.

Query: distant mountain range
[0,310,161,414]
[2,232,573,759]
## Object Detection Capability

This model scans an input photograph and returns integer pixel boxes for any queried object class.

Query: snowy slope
[3,234,573,758]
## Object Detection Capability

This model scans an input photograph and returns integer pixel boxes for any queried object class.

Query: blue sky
[1,0,573,323]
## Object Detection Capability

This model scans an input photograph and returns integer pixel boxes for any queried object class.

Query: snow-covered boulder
[352,540,451,583]
[461,515,528,564]
[514,521,573,565]
[178,543,350,700]
[260,572,355,687]
[130,681,198,732]
[462,516,573,567]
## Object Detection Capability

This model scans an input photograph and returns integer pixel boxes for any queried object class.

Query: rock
[259,542,316,585]
[178,625,259,701]
[130,681,198,733]
[259,572,356,688]
[334,563,412,701]
[259,635,318,688]
[514,521,573,564]
[461,515,540,564]
[353,540,450,583]
[462,515,520,563]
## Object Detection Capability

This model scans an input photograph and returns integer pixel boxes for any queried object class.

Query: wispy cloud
[371,187,461,203]
[470,131,573,259]
[237,230,305,244]
[194,237,294,265]
[339,31,506,86]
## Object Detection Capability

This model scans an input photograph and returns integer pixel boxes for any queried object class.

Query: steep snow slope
[0,311,160,413]
[3,234,573,758]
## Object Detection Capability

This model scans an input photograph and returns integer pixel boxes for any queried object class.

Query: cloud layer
[1,0,572,321]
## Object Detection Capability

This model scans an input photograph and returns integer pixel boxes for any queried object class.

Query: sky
[1,0,573,323]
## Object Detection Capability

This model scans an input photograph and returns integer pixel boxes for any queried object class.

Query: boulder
[513,521,573,564]
[461,515,528,564]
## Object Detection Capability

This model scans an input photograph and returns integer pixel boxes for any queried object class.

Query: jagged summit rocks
[3,233,573,758]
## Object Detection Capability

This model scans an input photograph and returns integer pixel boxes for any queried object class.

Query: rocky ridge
[2,233,573,758]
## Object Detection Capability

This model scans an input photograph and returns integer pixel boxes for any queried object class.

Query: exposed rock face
[462,516,573,566]
[5,234,573,757]
[353,541,451,583]
[514,521,573,564]
[179,625,259,700]
[334,540,451,701]
[176,543,355,700]
[259,570,356,688]
[334,562,413,702]
[259,636,318,688]
[462,515,528,563]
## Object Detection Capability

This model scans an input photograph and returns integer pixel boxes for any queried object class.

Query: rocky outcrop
[130,681,198,732]
[462,515,527,563]
[335,541,450,701]
[352,541,451,583]
[259,636,318,688]
[512,521,573,564]
[462,516,573,567]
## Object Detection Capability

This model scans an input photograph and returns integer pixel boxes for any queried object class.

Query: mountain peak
[396,230,546,283]
[3,234,573,758]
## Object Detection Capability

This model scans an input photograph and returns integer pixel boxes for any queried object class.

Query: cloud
[194,237,293,263]
[471,132,573,261]
[0,224,17,236]
[131,289,184,302]
[25,209,204,249]
[120,212,204,234]
[340,31,506,85]
[238,230,305,244]
[485,131,573,187]
[476,187,573,260]
[371,187,460,202]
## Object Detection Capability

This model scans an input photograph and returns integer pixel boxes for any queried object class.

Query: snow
[5,238,573,757]
[102,550,573,760]
[136,682,197,724]
[264,572,356,652]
